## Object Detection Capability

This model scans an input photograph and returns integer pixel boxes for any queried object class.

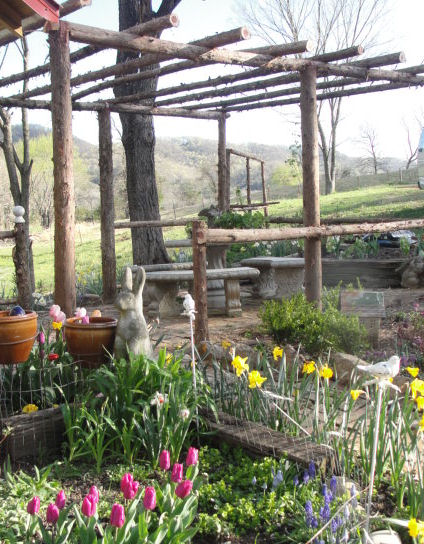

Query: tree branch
[156,0,183,18]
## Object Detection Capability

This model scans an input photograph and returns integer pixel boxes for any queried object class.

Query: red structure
[0,0,59,37]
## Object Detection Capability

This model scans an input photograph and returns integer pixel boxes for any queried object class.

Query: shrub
[260,290,368,355]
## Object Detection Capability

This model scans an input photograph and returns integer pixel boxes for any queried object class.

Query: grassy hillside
[1,184,423,298]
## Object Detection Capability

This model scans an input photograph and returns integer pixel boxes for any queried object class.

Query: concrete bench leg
[147,282,180,318]
[225,278,242,317]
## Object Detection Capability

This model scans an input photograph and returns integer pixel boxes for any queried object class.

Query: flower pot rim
[0,310,37,323]
[65,316,117,329]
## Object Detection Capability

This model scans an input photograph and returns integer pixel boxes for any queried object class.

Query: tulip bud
[81,495,96,517]
[186,446,199,466]
[171,463,183,483]
[122,479,139,500]
[27,496,40,515]
[110,503,125,528]
[159,450,171,471]
[143,486,156,510]
[46,503,59,524]
[55,490,66,510]
[38,331,45,345]
[120,473,133,493]
[88,485,99,504]
[175,480,193,499]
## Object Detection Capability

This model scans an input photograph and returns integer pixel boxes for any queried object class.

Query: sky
[1,0,424,161]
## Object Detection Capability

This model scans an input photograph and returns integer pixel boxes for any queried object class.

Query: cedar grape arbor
[2,0,424,338]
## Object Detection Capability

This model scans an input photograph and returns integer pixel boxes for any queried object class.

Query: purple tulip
[38,331,45,345]
[159,449,171,471]
[186,447,199,466]
[55,490,66,510]
[143,486,156,510]
[175,480,193,499]
[122,479,139,500]
[171,463,183,483]
[110,503,125,528]
[88,486,99,504]
[27,496,40,515]
[81,495,96,517]
[46,503,59,525]
[120,473,133,493]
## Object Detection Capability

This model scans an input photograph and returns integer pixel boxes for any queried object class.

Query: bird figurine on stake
[357,355,401,392]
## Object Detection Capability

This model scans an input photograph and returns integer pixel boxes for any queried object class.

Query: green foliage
[212,211,266,229]
[260,290,369,355]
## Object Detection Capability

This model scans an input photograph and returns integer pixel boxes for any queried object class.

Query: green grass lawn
[1,183,423,296]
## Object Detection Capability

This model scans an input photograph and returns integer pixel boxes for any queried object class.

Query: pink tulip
[143,486,156,510]
[27,496,40,515]
[110,503,125,528]
[159,450,171,471]
[46,503,60,524]
[55,490,66,510]
[88,485,99,504]
[171,463,183,483]
[175,480,193,499]
[49,304,61,319]
[75,307,87,318]
[81,495,96,517]
[81,316,90,324]
[186,447,199,466]
[120,473,133,493]
[122,479,139,500]
[56,311,66,324]
[38,331,45,345]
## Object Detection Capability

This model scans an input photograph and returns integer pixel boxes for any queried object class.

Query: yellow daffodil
[416,397,424,411]
[411,379,424,399]
[165,353,173,364]
[231,355,249,377]
[408,518,424,538]
[52,321,62,331]
[273,346,283,361]
[407,367,420,378]
[248,370,267,389]
[419,415,424,432]
[22,404,38,414]
[319,365,334,379]
[221,340,232,349]
[302,361,316,375]
[350,390,364,401]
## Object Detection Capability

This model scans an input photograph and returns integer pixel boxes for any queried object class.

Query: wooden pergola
[2,0,424,326]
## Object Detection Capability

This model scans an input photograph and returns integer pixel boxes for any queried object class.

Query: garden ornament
[114,266,152,360]
[357,355,400,390]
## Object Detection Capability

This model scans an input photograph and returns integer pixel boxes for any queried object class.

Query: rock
[332,476,360,498]
[330,352,369,385]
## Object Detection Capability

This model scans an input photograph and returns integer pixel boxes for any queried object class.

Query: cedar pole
[13,221,31,309]
[49,23,75,316]
[192,220,209,345]
[98,108,116,303]
[261,161,268,218]
[246,158,251,205]
[300,65,321,308]
[226,149,231,210]
[218,113,228,211]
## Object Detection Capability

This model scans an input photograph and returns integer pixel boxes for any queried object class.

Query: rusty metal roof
[0,0,59,37]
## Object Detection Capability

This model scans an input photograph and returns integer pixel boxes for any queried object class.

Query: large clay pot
[0,310,38,365]
[64,317,117,369]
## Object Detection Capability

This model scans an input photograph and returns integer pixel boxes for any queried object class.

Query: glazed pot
[0,310,38,365]
[64,316,117,369]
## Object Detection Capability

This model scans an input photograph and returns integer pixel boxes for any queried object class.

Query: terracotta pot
[0,310,38,365]
[370,530,402,544]
[64,316,117,369]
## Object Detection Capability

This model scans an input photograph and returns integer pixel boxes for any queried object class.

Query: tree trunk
[114,0,182,265]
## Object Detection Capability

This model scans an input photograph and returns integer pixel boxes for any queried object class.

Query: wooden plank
[50,22,75,317]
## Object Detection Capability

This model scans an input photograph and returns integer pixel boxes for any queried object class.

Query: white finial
[13,206,25,224]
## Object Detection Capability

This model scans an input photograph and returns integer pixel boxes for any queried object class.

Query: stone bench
[139,267,259,318]
[240,257,304,299]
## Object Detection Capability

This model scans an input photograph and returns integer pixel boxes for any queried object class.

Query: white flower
[180,408,190,420]
[150,392,168,407]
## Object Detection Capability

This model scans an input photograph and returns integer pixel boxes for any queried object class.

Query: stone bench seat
[138,266,259,318]
[240,257,305,299]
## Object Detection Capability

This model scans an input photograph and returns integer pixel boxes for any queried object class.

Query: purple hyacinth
[330,475,337,496]
[308,461,316,479]
[331,518,339,534]
[303,470,310,484]
[305,500,314,527]
[293,475,299,487]
[320,503,330,523]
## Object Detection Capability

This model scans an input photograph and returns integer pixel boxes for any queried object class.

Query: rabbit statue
[114,266,152,360]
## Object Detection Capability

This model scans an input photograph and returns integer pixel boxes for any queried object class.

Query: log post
[98,108,116,303]
[300,65,321,308]
[192,220,209,346]
[50,22,75,316]
[225,148,231,209]
[246,157,251,205]
[217,113,228,211]
[261,161,269,219]
[12,206,31,308]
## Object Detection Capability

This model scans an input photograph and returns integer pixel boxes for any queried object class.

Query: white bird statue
[357,355,401,391]
[182,293,196,320]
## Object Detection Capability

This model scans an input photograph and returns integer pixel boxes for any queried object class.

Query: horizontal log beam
[15,26,250,100]
[0,0,90,47]
[115,219,192,228]
[241,40,314,56]
[205,219,424,244]
[227,148,264,162]
[266,215,414,225]
[230,202,279,209]
[0,230,15,240]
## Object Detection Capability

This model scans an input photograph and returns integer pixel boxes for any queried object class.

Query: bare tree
[402,112,424,170]
[359,123,381,174]
[238,0,392,194]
